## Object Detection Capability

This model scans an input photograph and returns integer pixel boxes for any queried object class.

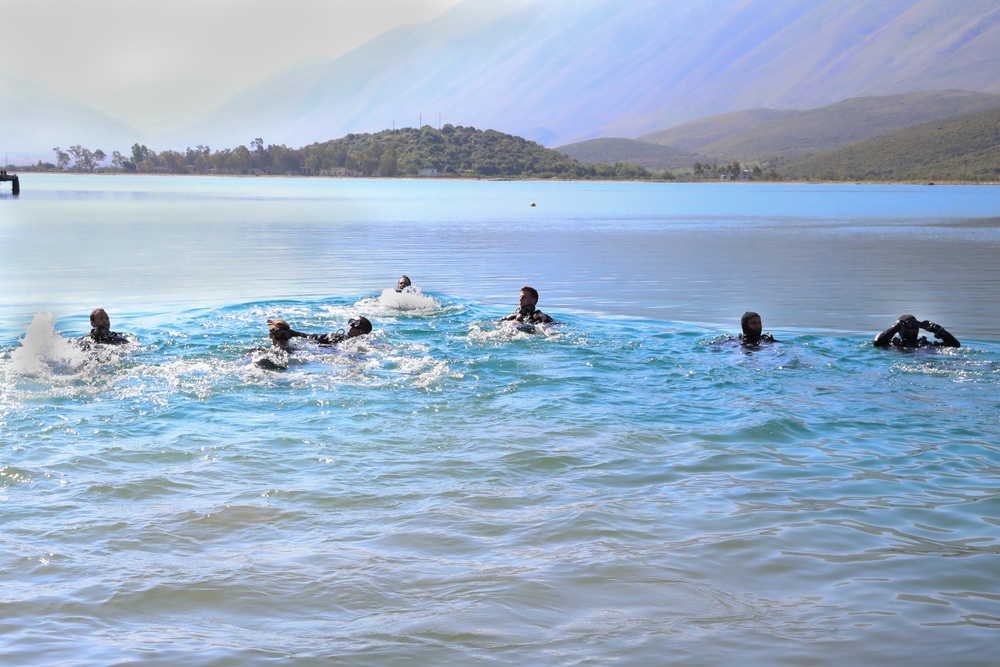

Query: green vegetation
[558,91,1000,182]
[16,126,669,181]
[555,138,695,171]
[695,91,1000,163]
[690,161,781,181]
[639,108,789,153]
[12,95,999,183]
[290,126,661,179]
[51,145,107,172]
[781,107,1000,182]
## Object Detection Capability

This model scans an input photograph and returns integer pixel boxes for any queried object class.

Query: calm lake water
[1,175,999,666]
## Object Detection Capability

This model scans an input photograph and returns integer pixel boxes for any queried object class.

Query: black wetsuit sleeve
[873,324,900,347]
[310,332,346,345]
[927,323,960,348]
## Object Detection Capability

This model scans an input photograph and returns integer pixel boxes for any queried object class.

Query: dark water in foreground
[1,176,999,665]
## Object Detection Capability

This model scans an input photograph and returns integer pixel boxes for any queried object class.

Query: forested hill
[555,138,702,171]
[217,125,655,179]
[651,91,1000,162]
[299,125,587,178]
[780,107,1000,182]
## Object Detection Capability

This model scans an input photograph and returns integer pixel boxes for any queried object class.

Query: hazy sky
[0,0,464,130]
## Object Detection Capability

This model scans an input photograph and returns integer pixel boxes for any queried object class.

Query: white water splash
[375,287,440,313]
[467,319,564,344]
[8,313,95,376]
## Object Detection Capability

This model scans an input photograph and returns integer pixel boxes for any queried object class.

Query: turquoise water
[2,176,1000,666]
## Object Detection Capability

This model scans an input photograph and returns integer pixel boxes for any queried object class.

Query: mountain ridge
[0,73,146,164]
[780,107,1000,181]
[697,90,1000,161]
[553,138,703,171]
[3,0,1000,162]
[182,0,998,149]
[560,91,1000,171]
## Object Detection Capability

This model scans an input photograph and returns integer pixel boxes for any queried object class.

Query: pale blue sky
[0,0,463,130]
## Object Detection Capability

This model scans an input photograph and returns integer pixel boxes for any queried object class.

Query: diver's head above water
[519,286,540,311]
[267,319,308,349]
[741,311,763,343]
[90,308,111,333]
[896,314,920,343]
[347,316,372,338]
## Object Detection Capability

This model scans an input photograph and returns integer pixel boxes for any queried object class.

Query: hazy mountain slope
[781,107,1000,181]
[176,0,1000,150]
[700,90,1000,161]
[563,90,1000,170]
[555,138,703,170]
[0,74,144,165]
[638,109,791,152]
[7,0,1000,160]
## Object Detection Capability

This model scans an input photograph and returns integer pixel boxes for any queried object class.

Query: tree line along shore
[5,114,998,183]
[13,126,669,181]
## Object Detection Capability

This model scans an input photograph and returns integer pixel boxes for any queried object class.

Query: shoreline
[6,171,998,186]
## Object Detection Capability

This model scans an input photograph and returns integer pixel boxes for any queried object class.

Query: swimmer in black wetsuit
[739,311,778,346]
[308,316,373,346]
[873,314,960,348]
[261,319,306,351]
[252,319,308,369]
[396,275,412,293]
[84,308,130,345]
[500,286,555,324]
[260,316,372,349]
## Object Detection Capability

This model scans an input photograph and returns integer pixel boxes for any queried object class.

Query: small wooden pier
[1,170,19,195]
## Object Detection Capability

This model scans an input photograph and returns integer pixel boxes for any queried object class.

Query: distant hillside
[699,91,1000,162]
[7,0,1000,161]
[171,0,1000,151]
[566,90,1000,172]
[555,138,702,170]
[0,74,145,165]
[780,107,1000,181]
[639,109,790,152]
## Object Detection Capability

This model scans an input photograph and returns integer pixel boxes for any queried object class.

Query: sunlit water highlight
[1,176,999,666]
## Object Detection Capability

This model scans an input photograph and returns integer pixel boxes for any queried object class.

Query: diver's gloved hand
[922,321,942,335]
[312,331,346,345]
